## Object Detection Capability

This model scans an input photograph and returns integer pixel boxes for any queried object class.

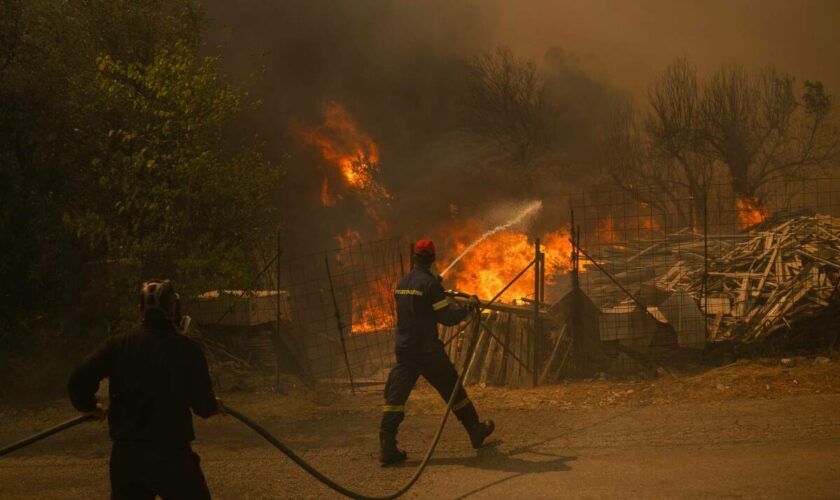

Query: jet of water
[439,200,543,277]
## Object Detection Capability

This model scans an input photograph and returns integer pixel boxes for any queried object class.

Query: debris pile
[440,303,551,388]
[584,212,840,344]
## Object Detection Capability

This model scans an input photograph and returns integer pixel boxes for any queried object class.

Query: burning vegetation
[736,197,769,229]
[349,276,395,335]
[595,216,620,243]
[296,102,392,236]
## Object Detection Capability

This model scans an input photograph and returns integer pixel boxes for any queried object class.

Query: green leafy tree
[0,1,279,344]
[68,41,279,302]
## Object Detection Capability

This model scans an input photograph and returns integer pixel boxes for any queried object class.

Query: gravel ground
[1,357,838,499]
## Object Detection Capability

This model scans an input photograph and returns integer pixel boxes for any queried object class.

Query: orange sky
[490,0,840,99]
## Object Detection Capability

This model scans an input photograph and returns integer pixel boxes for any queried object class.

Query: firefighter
[68,280,223,499]
[379,240,495,466]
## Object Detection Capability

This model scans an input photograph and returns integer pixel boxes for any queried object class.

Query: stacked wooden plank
[700,214,840,342]
[579,229,737,305]
[582,213,840,343]
[440,309,543,387]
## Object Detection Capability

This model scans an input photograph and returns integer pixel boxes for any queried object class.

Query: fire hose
[0,315,483,499]
[0,271,527,499]
[0,414,97,456]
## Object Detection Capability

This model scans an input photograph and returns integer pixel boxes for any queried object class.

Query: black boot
[465,420,495,449]
[379,431,407,466]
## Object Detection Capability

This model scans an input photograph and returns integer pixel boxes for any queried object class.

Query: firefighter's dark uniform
[68,318,216,500]
[380,265,480,437]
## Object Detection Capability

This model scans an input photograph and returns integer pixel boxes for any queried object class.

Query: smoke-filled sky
[493,0,840,97]
[200,0,840,250]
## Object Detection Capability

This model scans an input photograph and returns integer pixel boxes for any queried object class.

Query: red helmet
[413,240,436,257]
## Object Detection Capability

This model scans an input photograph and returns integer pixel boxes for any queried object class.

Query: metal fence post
[533,238,541,387]
[324,257,356,394]
[539,246,545,303]
[703,186,709,324]
[275,232,282,393]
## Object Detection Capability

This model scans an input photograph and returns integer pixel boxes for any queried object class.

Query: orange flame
[336,228,361,251]
[350,275,393,334]
[596,216,620,243]
[637,203,661,233]
[641,217,661,232]
[441,220,574,301]
[321,178,335,207]
[736,197,767,229]
[296,102,391,232]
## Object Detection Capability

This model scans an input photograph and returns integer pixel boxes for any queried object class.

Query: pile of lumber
[698,214,840,342]
[583,213,840,343]
[440,302,552,387]
[581,228,730,305]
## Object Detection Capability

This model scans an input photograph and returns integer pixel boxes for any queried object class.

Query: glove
[468,294,481,312]
[83,402,107,421]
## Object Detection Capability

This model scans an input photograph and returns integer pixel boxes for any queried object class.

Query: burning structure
[179,90,838,387]
[183,179,840,390]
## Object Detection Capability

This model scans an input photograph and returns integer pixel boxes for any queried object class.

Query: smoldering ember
[2,2,840,499]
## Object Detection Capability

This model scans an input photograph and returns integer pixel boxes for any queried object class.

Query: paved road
[1,393,839,499]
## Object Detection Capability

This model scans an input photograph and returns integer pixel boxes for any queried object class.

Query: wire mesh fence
[185,236,545,390]
[185,177,840,385]
[276,238,405,390]
[568,176,840,373]
[183,238,406,392]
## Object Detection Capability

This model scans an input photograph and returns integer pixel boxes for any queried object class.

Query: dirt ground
[1,355,839,499]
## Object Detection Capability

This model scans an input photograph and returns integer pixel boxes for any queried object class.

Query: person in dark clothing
[379,240,494,466]
[68,280,223,499]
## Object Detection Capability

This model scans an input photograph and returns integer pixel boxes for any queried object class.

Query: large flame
[441,220,573,302]
[333,230,393,335]
[736,197,767,229]
[296,102,391,232]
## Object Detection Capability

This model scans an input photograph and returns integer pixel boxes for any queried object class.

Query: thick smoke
[202,0,497,251]
[200,0,840,252]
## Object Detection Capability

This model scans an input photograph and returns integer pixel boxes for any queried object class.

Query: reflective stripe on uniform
[451,398,472,411]
[395,289,423,296]
[382,405,406,413]
[432,297,452,311]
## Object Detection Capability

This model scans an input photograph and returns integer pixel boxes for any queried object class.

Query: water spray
[440,200,543,277]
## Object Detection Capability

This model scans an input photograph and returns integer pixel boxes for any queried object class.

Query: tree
[603,59,712,226]
[462,48,551,168]
[0,1,279,340]
[602,58,839,225]
[461,47,618,196]
[69,41,279,299]
[702,67,838,198]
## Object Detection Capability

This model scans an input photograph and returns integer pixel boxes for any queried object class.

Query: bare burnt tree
[461,48,552,189]
[603,57,839,226]
[603,59,712,227]
[702,67,838,198]
[461,48,619,199]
